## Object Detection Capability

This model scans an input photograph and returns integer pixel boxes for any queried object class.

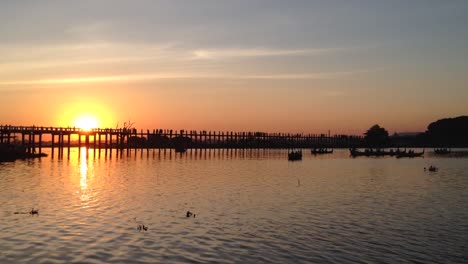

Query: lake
[1,148,467,263]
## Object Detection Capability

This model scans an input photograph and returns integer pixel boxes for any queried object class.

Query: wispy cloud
[0,69,373,87]
[0,40,363,88]
[191,48,340,60]
[243,70,373,80]
[321,90,347,97]
[0,42,177,72]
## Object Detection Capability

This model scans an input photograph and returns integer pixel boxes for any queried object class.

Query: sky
[1,0,467,134]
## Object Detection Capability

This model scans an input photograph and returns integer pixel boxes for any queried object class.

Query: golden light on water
[79,147,88,191]
[79,147,94,208]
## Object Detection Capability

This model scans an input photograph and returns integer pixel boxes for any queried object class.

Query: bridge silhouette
[0,125,363,157]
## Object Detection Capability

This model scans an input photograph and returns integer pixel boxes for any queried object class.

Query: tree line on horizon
[364,116,468,148]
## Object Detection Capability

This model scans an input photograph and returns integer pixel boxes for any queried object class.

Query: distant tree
[426,116,468,147]
[115,119,136,148]
[116,119,135,130]
[364,124,390,148]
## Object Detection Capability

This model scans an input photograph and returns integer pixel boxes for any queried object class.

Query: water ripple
[1,149,468,263]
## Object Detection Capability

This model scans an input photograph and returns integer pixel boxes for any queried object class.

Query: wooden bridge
[0,125,363,155]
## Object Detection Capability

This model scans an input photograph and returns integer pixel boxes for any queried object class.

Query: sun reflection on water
[79,147,92,206]
[79,147,88,190]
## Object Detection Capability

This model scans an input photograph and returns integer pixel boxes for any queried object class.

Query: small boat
[349,148,388,157]
[1,143,47,162]
[396,149,424,158]
[311,148,333,155]
[434,148,451,155]
[349,148,365,157]
[174,145,187,153]
[288,150,302,161]
[387,148,407,156]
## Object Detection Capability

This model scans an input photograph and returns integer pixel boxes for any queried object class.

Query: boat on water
[434,148,451,154]
[396,149,424,158]
[0,144,47,162]
[349,148,388,157]
[311,148,333,155]
[174,145,187,153]
[426,165,438,172]
[386,148,407,156]
[288,150,302,161]
[349,148,407,157]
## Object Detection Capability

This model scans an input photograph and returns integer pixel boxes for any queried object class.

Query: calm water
[1,148,467,263]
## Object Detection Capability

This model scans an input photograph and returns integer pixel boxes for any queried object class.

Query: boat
[174,145,187,153]
[434,148,451,154]
[0,143,47,162]
[350,148,408,157]
[349,148,388,157]
[396,149,424,158]
[387,148,407,156]
[288,150,302,161]
[311,148,333,155]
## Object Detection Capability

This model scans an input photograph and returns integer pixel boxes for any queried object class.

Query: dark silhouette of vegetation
[426,116,468,147]
[116,119,135,130]
[172,135,192,152]
[364,124,390,148]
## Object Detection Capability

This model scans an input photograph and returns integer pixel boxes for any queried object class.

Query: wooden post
[146,129,150,152]
[104,133,108,150]
[67,134,71,158]
[51,134,55,158]
[38,133,42,154]
[31,132,36,153]
[85,134,89,149]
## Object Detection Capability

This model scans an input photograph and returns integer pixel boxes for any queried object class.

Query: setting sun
[74,116,99,131]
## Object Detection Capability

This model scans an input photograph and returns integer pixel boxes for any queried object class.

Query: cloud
[0,42,177,72]
[0,69,373,87]
[191,48,339,60]
[0,40,367,88]
[243,70,372,80]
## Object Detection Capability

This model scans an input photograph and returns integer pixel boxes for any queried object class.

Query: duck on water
[425,165,438,172]
[13,208,39,215]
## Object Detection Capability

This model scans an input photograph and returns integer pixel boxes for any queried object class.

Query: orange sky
[1,81,462,135]
[1,2,467,135]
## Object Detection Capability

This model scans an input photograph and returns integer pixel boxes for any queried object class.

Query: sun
[74,116,99,131]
